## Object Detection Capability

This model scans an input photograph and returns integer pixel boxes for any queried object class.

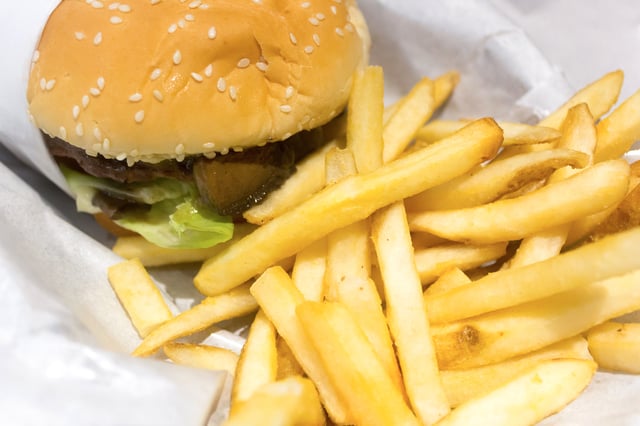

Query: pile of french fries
[108,67,640,425]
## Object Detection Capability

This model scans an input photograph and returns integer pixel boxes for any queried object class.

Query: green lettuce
[61,166,234,249]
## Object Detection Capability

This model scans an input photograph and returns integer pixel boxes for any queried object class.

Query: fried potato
[224,376,326,426]
[425,228,640,324]
[297,301,421,426]
[290,238,327,302]
[440,336,592,407]
[435,359,596,426]
[432,268,640,369]
[409,159,630,244]
[586,321,640,374]
[595,89,640,162]
[107,258,173,338]
[372,201,450,425]
[406,148,590,212]
[132,283,257,357]
[195,118,503,296]
[163,342,238,375]
[423,267,471,297]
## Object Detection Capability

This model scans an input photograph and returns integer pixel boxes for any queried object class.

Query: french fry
[425,227,640,324]
[586,321,640,374]
[432,71,460,109]
[112,223,256,266]
[195,118,502,296]
[440,336,592,407]
[224,376,326,426]
[276,336,305,380]
[231,310,277,405]
[413,242,507,284]
[415,120,561,147]
[372,202,450,425]
[107,258,173,338]
[290,238,327,302]
[595,89,640,162]
[435,359,596,426]
[250,266,349,424]
[432,268,640,369]
[538,69,623,129]
[297,301,421,426]
[409,159,630,244]
[423,267,471,297]
[132,283,257,357]
[405,148,590,211]
[163,342,239,375]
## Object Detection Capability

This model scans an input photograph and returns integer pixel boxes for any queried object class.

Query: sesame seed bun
[27,0,369,163]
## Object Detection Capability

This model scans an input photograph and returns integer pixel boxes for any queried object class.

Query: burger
[27,0,369,248]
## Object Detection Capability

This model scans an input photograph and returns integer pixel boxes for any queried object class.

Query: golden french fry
[538,69,623,129]
[297,301,421,426]
[432,268,640,369]
[586,321,640,374]
[406,148,590,211]
[347,66,384,174]
[425,227,640,324]
[435,359,596,426]
[440,336,592,407]
[415,120,561,147]
[433,71,460,109]
[231,310,277,405]
[290,238,327,302]
[107,258,173,338]
[195,118,503,296]
[132,283,257,357]
[595,89,640,162]
[413,242,507,284]
[276,336,305,380]
[324,147,358,185]
[372,202,450,425]
[112,223,256,267]
[163,342,238,375]
[423,267,471,297]
[224,376,326,426]
[409,160,630,244]
[250,266,349,424]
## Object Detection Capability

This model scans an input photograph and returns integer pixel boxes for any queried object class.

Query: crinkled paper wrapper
[1,0,640,424]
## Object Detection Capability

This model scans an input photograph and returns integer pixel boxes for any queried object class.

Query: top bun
[27,0,369,163]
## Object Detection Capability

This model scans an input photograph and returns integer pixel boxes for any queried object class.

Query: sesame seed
[301,1,310,8]
[39,78,46,90]
[97,77,105,90]
[102,138,111,150]
[110,16,123,24]
[32,50,40,63]
[304,45,314,54]
[316,13,325,20]
[173,50,182,65]
[237,58,250,68]
[59,126,67,139]
[175,143,185,155]
[345,23,354,32]
[72,105,80,120]
[134,110,145,123]
[150,0,160,5]
[313,34,320,45]
[75,122,84,136]
[45,79,56,91]
[93,32,103,45]
[330,5,337,14]
[204,151,217,159]
[118,4,131,12]
[178,19,186,29]
[150,68,162,81]
[168,23,178,33]
[91,1,104,8]
[116,153,127,161]
[285,86,294,99]
[90,87,101,96]
[185,14,194,21]
[203,142,215,150]
[93,127,102,141]
[129,93,143,102]
[255,61,268,72]
[289,32,297,45]
[188,0,201,8]
[130,149,139,157]
[191,72,203,82]
[252,0,262,4]
[108,2,120,10]
[229,86,237,101]
[199,3,209,9]
[82,95,90,108]
[153,90,164,102]
[204,64,213,77]
[208,26,217,39]
[74,32,86,41]
[217,77,226,92]
[335,27,344,36]
[280,104,292,113]
[308,17,320,26]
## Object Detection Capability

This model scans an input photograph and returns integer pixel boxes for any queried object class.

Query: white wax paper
[1,0,640,424]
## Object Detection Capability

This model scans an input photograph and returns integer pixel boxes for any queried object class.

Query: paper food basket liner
[1,0,639,424]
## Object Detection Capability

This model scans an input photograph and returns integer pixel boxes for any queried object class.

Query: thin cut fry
[586,321,640,374]
[290,238,327,302]
[163,342,239,375]
[107,258,173,338]
[594,89,640,162]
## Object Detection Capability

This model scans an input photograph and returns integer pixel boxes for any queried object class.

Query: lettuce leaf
[61,166,234,249]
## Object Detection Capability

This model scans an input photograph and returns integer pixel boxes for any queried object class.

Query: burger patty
[44,128,326,217]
